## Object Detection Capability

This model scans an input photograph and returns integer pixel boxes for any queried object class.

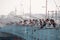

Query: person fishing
[50,19,56,28]
[29,19,34,26]
[23,20,28,25]
[40,19,46,29]
[39,19,43,28]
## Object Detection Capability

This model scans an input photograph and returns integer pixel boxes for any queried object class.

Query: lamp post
[46,0,48,19]
[30,0,31,18]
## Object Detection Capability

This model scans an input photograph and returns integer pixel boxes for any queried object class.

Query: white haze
[0,0,60,15]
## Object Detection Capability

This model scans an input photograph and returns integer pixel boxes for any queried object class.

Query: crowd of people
[40,19,56,28]
[12,18,56,28]
[6,18,56,28]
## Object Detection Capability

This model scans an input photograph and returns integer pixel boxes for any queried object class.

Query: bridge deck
[0,25,60,40]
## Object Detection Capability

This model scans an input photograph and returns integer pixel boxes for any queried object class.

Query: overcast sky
[0,0,60,15]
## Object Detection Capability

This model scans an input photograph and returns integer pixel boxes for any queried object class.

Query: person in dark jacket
[50,19,56,28]
[40,19,46,29]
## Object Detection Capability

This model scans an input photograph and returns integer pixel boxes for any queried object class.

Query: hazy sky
[0,0,60,15]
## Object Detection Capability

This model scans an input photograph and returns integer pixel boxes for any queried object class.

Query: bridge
[0,25,60,40]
